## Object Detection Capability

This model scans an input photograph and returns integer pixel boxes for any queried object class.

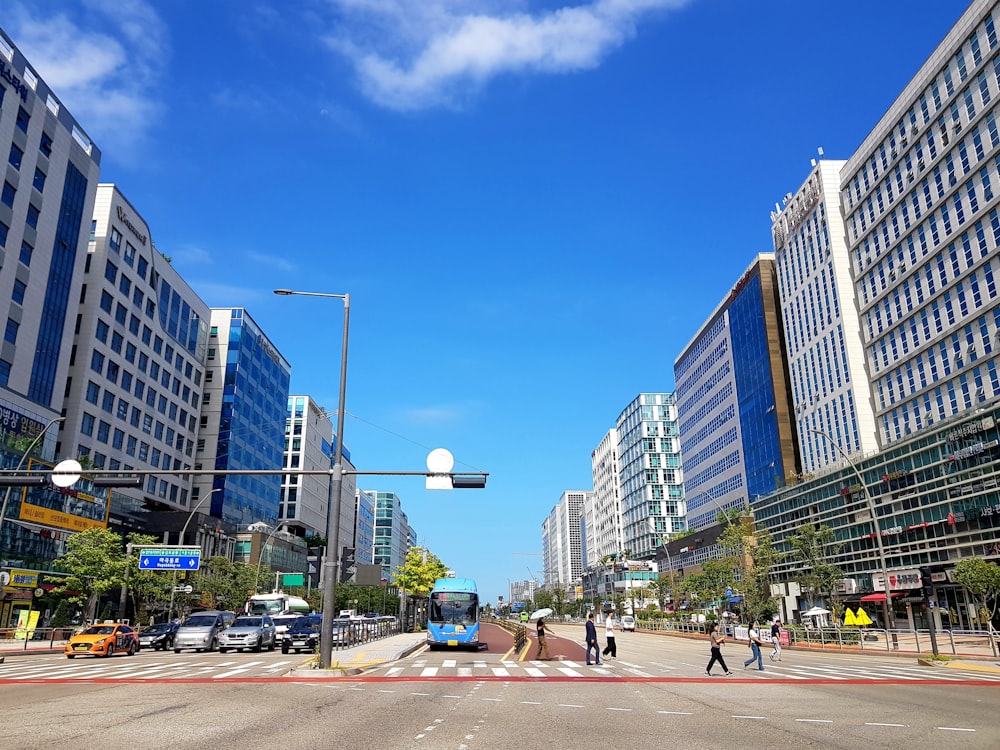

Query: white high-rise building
[841,0,1000,445]
[772,161,880,474]
[63,184,209,515]
[281,395,334,537]
[616,393,684,558]
[541,490,590,590]
[588,428,623,565]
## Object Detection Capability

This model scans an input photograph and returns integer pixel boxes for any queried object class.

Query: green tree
[53,527,129,621]
[787,524,844,609]
[394,547,448,599]
[953,557,1000,630]
[740,531,781,625]
[532,589,555,612]
[187,556,260,613]
[683,558,737,618]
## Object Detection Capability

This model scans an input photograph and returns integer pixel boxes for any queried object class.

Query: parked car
[281,614,323,654]
[620,615,636,631]
[173,610,235,653]
[331,616,355,645]
[138,621,179,651]
[218,615,277,653]
[65,622,139,659]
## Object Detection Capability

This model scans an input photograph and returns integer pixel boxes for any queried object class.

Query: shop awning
[859,592,905,602]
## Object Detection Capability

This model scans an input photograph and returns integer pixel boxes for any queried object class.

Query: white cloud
[5,0,168,160]
[246,251,299,273]
[322,0,688,110]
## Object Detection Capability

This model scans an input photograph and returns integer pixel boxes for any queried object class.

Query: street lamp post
[274,288,349,669]
[810,429,896,636]
[166,488,221,623]
[253,522,285,594]
[0,416,64,553]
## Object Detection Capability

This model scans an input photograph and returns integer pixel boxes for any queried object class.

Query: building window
[19,241,32,266]
[4,319,18,345]
[99,290,113,313]
[39,132,53,157]
[0,359,10,387]
[8,143,22,170]
[104,260,117,284]
[25,204,39,229]
[33,168,45,192]
[0,220,7,248]
[81,413,95,436]
[109,227,122,253]
[1,181,15,208]
[11,279,25,305]
[95,319,109,343]
[85,380,100,404]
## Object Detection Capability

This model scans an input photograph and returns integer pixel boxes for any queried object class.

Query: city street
[2,676,997,750]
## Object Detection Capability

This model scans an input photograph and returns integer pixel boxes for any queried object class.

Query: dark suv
[281,614,323,654]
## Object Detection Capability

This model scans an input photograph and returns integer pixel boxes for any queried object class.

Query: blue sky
[6,0,971,603]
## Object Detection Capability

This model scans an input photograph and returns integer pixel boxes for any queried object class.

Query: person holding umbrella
[535,615,554,660]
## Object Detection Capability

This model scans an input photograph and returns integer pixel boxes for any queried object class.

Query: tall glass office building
[195,309,290,527]
[676,257,798,530]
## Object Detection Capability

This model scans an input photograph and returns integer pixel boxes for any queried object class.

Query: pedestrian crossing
[365,656,1000,682]
[0,654,298,681]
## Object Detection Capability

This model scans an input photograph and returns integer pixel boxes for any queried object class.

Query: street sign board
[173,585,193,593]
[139,547,202,571]
[281,574,304,587]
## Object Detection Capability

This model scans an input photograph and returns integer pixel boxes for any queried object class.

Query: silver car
[173,610,235,653]
[218,615,277,653]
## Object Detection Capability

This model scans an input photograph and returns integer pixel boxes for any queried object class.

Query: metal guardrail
[483,616,527,652]
[330,619,400,651]
[635,618,1000,657]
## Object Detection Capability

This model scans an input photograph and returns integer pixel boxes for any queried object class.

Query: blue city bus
[427,577,480,650]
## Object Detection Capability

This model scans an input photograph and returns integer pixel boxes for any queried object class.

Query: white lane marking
[386,667,404,676]
[606,707,632,712]
[483,698,502,702]
[865,723,907,727]
[657,711,693,715]
[524,667,545,677]
[420,667,439,677]
[410,692,431,696]
[442,659,457,668]
[937,727,975,732]
[458,667,472,676]
[442,695,462,699]
[377,689,396,693]
[473,661,486,668]
[796,719,834,723]
[520,701,542,705]
[558,704,584,708]
[491,667,510,677]
[732,716,766,720]
[557,667,581,677]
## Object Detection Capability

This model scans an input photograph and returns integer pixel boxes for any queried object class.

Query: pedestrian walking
[534,616,553,660]
[705,622,733,676]
[769,619,783,661]
[743,621,765,671]
[602,612,617,659]
[584,612,601,665]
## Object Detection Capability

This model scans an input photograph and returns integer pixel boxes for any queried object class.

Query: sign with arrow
[139,547,202,571]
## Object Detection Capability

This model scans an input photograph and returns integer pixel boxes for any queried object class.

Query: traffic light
[340,547,356,582]
[919,566,934,595]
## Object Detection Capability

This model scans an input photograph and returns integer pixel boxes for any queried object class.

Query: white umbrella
[528,608,553,621]
[802,606,831,617]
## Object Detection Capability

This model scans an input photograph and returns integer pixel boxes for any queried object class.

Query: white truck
[246,592,310,616]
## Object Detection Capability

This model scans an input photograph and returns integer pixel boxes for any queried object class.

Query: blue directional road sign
[139,547,202,571]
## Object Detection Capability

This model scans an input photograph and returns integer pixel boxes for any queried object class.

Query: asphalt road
[3,677,997,749]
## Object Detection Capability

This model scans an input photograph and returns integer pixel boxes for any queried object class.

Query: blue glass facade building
[675,255,799,530]
[199,309,291,527]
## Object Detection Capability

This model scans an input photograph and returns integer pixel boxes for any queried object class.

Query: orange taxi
[65,622,139,658]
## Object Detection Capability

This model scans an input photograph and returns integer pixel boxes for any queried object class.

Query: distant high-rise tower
[616,394,684,558]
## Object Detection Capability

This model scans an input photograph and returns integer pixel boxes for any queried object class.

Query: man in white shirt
[602,612,617,659]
